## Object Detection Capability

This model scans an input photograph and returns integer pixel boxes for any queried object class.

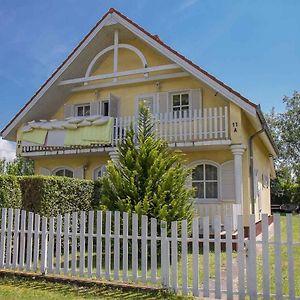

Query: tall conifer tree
[100,104,193,223]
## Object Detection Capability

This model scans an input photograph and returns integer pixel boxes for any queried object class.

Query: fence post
[0,208,7,268]
[40,217,48,274]
[246,214,257,299]
[161,220,169,288]
[192,217,199,297]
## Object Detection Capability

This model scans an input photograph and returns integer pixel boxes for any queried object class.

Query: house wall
[52,37,228,120]
[34,154,110,180]
[20,35,273,225]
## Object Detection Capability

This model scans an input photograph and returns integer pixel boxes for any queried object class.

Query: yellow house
[1,8,277,230]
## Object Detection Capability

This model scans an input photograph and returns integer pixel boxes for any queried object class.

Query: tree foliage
[0,156,34,176]
[99,104,194,224]
[265,91,300,177]
[265,91,300,203]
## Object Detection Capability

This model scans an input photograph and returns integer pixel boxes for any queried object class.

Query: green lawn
[256,214,300,297]
[0,275,191,300]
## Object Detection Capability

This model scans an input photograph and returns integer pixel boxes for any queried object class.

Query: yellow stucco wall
[52,37,228,120]
[34,154,110,180]
[19,34,274,224]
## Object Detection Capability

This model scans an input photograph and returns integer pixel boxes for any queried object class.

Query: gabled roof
[1,8,278,155]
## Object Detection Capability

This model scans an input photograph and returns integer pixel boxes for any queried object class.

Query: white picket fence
[0,208,299,299]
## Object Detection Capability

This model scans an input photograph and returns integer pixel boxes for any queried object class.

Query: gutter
[249,128,265,214]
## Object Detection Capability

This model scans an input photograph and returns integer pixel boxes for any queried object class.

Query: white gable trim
[1,13,113,138]
[2,10,256,139]
[112,13,257,116]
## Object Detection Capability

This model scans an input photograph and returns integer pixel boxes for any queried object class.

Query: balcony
[20,106,229,156]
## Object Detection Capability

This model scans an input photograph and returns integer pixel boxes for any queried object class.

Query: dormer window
[75,104,90,117]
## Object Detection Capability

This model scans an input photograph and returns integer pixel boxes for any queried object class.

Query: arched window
[54,168,74,178]
[192,163,219,200]
[93,165,106,180]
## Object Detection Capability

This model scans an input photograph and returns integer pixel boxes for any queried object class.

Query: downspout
[249,128,265,214]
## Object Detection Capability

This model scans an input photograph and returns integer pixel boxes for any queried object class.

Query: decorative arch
[52,166,74,178]
[188,160,221,201]
[85,29,148,78]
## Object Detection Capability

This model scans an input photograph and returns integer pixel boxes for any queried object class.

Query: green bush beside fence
[0,175,101,217]
[0,175,22,209]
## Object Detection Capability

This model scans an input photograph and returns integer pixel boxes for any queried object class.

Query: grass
[0,274,191,300]
[256,214,300,297]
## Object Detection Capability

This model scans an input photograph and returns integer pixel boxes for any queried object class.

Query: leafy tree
[1,157,34,176]
[265,91,300,203]
[100,104,194,224]
[0,159,5,175]
[265,91,300,177]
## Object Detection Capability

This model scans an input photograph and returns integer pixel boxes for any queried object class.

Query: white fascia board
[113,13,257,117]
[2,14,112,139]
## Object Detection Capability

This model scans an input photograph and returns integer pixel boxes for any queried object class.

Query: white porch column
[109,150,119,163]
[230,144,245,214]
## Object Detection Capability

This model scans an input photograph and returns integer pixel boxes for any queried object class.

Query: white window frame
[135,93,156,116]
[93,165,107,180]
[53,167,74,178]
[75,103,91,117]
[190,160,220,203]
[99,99,110,116]
[170,91,190,116]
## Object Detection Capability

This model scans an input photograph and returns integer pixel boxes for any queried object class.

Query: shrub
[100,104,193,225]
[18,176,100,217]
[0,175,22,209]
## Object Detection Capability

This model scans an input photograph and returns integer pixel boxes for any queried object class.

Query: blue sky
[0,0,299,158]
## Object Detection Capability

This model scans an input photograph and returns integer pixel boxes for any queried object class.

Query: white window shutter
[221,160,235,201]
[90,102,98,115]
[158,92,168,113]
[40,167,51,176]
[109,93,119,117]
[191,89,202,110]
[74,166,84,179]
[64,104,74,119]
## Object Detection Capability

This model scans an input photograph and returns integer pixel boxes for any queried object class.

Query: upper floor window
[192,163,218,200]
[75,104,90,117]
[138,95,154,113]
[54,168,74,178]
[101,101,109,116]
[171,92,189,117]
[93,165,107,180]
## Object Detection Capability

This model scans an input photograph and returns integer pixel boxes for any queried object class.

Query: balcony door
[136,94,156,116]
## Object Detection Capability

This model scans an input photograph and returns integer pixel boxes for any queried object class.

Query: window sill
[192,198,221,204]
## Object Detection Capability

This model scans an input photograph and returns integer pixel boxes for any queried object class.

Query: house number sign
[232,122,238,133]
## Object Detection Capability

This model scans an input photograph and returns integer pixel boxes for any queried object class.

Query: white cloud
[0,137,16,161]
[174,0,199,13]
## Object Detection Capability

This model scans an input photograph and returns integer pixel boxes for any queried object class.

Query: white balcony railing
[21,106,229,154]
[113,106,229,145]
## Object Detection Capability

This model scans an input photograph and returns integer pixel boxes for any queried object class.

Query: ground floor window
[54,168,74,178]
[93,165,107,180]
[192,162,218,200]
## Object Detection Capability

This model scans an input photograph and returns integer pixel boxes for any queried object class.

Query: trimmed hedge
[18,176,101,217]
[0,175,22,209]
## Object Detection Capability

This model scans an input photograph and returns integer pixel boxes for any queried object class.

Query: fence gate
[0,208,299,299]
